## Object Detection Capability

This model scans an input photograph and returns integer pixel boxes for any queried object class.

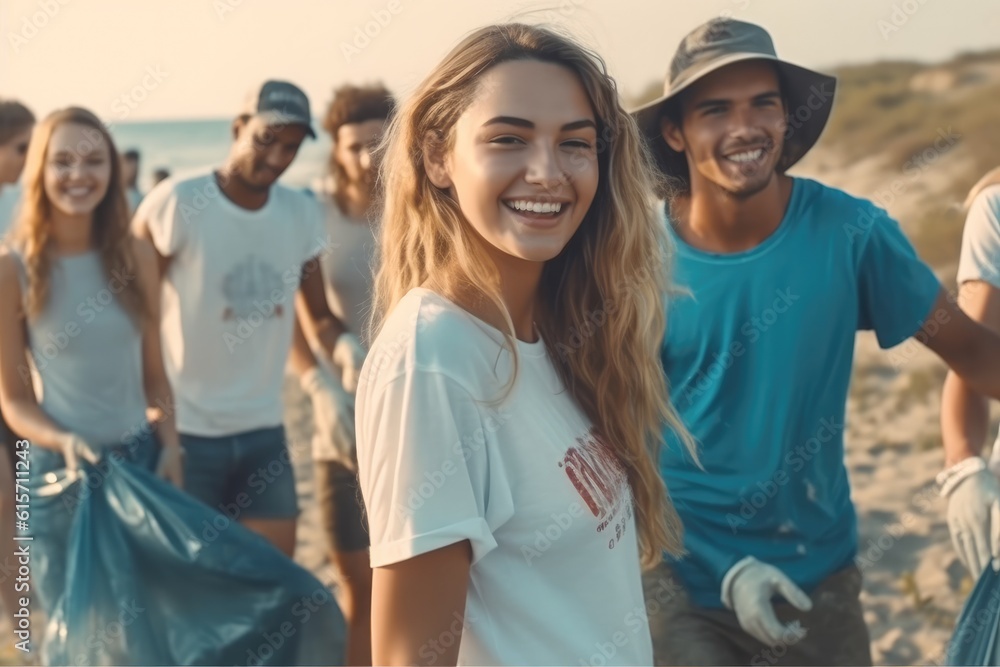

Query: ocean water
[108,118,333,193]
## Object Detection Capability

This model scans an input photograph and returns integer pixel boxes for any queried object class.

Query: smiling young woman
[355,23,696,666]
[0,107,183,626]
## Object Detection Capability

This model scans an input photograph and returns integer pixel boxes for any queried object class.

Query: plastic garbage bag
[947,564,1000,665]
[42,455,346,666]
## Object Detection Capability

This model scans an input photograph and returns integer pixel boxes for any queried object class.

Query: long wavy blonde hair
[371,23,697,567]
[12,107,146,323]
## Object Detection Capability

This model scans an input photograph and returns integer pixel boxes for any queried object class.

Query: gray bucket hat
[632,18,837,182]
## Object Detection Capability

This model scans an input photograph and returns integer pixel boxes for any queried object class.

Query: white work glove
[301,366,356,464]
[939,456,1000,576]
[58,433,98,477]
[722,556,812,646]
[332,332,366,394]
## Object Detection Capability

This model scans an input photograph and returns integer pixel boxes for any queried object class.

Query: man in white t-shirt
[133,80,354,556]
[288,83,394,667]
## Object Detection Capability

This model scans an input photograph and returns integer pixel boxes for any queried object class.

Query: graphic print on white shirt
[561,428,634,550]
[221,255,288,321]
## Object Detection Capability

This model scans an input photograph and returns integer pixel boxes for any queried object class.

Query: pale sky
[1,0,998,122]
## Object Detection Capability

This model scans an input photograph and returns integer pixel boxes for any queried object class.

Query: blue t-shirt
[660,177,941,608]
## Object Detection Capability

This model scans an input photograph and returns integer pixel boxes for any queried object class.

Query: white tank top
[13,249,148,447]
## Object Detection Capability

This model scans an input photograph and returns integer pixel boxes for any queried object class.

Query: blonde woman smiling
[0,108,182,628]
[356,23,695,666]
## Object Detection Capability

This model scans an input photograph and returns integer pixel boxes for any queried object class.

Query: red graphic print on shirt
[560,428,634,549]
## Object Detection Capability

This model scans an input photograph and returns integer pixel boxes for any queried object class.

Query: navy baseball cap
[241,80,316,138]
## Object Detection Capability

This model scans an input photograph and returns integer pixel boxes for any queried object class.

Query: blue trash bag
[947,564,1000,665]
[42,455,346,666]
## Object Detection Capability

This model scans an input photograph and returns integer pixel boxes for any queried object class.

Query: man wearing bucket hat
[133,80,354,556]
[634,17,1000,666]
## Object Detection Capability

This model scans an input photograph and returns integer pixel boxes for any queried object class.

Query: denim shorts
[27,431,160,616]
[181,425,299,520]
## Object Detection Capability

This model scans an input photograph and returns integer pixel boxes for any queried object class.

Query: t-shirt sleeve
[957,188,1000,289]
[856,207,941,348]
[358,367,504,568]
[134,180,184,257]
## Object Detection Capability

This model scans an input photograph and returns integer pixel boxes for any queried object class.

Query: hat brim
[631,55,837,183]
[256,110,317,139]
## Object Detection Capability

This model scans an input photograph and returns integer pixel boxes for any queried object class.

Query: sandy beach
[842,332,977,664]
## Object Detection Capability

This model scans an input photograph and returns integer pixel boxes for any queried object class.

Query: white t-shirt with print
[957,185,1000,470]
[137,170,325,436]
[356,288,653,666]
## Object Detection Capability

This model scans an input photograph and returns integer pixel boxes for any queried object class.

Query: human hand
[940,457,1000,575]
[332,333,366,394]
[722,556,812,646]
[156,445,185,487]
[58,433,98,476]
[301,366,356,461]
